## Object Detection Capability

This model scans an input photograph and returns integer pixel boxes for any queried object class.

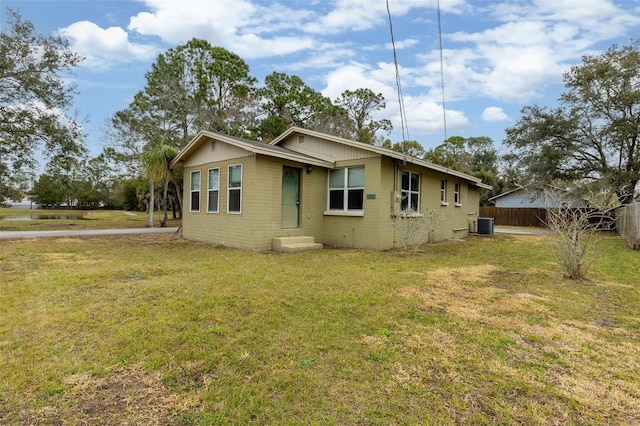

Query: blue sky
[3,0,640,160]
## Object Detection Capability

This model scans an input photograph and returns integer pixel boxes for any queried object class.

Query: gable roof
[488,184,571,202]
[171,127,492,190]
[170,130,334,170]
[488,184,586,208]
[271,127,492,189]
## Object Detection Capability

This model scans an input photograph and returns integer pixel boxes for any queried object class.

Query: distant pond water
[0,214,85,221]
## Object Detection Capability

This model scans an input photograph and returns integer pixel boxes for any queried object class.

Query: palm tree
[141,140,178,227]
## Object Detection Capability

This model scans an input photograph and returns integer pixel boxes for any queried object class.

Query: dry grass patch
[16,364,188,425]
[396,262,640,424]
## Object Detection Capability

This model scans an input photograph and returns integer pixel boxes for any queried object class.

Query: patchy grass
[0,232,638,424]
[0,208,181,231]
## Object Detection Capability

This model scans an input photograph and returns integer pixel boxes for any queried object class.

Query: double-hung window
[207,168,219,213]
[454,182,461,205]
[328,166,364,212]
[190,170,201,212]
[401,171,420,212]
[440,179,447,204]
[228,164,242,213]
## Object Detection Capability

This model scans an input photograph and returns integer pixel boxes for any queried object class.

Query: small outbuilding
[489,185,585,208]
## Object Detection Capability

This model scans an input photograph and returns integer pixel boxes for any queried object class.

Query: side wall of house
[182,154,264,249]
[182,154,329,250]
[318,157,482,250]
[321,156,391,250]
[245,156,328,247]
[392,162,480,244]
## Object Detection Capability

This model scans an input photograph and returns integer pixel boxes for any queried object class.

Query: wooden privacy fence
[479,207,547,227]
[616,203,640,250]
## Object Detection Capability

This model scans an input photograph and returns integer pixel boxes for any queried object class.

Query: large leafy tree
[382,139,426,158]
[108,39,256,150]
[425,136,498,175]
[0,9,84,202]
[505,40,640,203]
[257,72,343,140]
[108,39,256,217]
[424,136,499,203]
[335,88,392,143]
[176,39,257,136]
[30,173,66,208]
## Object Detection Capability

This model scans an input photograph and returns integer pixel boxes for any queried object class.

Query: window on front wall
[328,166,364,211]
[440,179,447,204]
[401,171,420,212]
[190,170,201,212]
[454,182,461,205]
[207,168,219,213]
[228,164,242,213]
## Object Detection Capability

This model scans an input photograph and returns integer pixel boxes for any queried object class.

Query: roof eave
[271,127,489,185]
[170,130,334,170]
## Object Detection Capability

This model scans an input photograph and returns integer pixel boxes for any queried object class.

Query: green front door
[281,166,300,229]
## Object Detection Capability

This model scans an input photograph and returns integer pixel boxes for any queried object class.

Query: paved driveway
[0,227,179,240]
[494,226,553,235]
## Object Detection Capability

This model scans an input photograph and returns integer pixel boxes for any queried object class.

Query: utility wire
[386,0,409,142]
[436,0,448,141]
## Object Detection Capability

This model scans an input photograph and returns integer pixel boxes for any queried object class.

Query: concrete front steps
[272,236,323,253]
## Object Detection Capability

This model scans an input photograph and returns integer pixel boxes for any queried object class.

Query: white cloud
[319,62,469,145]
[482,106,509,122]
[322,63,394,101]
[403,96,469,144]
[384,38,419,50]
[284,45,358,73]
[304,0,387,34]
[58,21,159,70]
[438,0,640,104]
[128,0,316,59]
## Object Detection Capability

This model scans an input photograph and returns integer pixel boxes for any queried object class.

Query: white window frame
[401,171,420,213]
[227,164,242,214]
[440,179,448,206]
[190,170,201,212]
[207,168,220,213]
[326,166,365,214]
[454,182,462,206]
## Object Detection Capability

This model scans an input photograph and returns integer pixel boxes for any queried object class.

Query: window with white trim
[401,171,420,212]
[228,164,242,213]
[207,168,219,213]
[190,170,201,212]
[454,182,461,205]
[440,179,447,204]
[328,166,364,211]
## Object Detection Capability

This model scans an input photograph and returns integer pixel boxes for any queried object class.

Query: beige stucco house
[170,127,491,251]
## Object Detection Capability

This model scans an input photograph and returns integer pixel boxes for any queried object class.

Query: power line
[386,0,409,142]
[436,0,448,142]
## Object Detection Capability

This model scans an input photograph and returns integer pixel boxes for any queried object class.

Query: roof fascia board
[170,130,333,169]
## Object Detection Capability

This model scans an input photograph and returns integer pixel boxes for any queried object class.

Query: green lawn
[0,232,638,425]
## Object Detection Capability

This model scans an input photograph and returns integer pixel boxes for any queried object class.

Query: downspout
[392,160,400,249]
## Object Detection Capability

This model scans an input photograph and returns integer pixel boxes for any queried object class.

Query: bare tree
[544,189,619,279]
[392,208,443,252]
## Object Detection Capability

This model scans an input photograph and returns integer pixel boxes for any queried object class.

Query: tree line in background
[1,9,639,223]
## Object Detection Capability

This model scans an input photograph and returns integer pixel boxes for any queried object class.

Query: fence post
[617,203,640,250]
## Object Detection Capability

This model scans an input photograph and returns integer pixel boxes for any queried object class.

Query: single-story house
[489,185,585,208]
[170,127,492,251]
